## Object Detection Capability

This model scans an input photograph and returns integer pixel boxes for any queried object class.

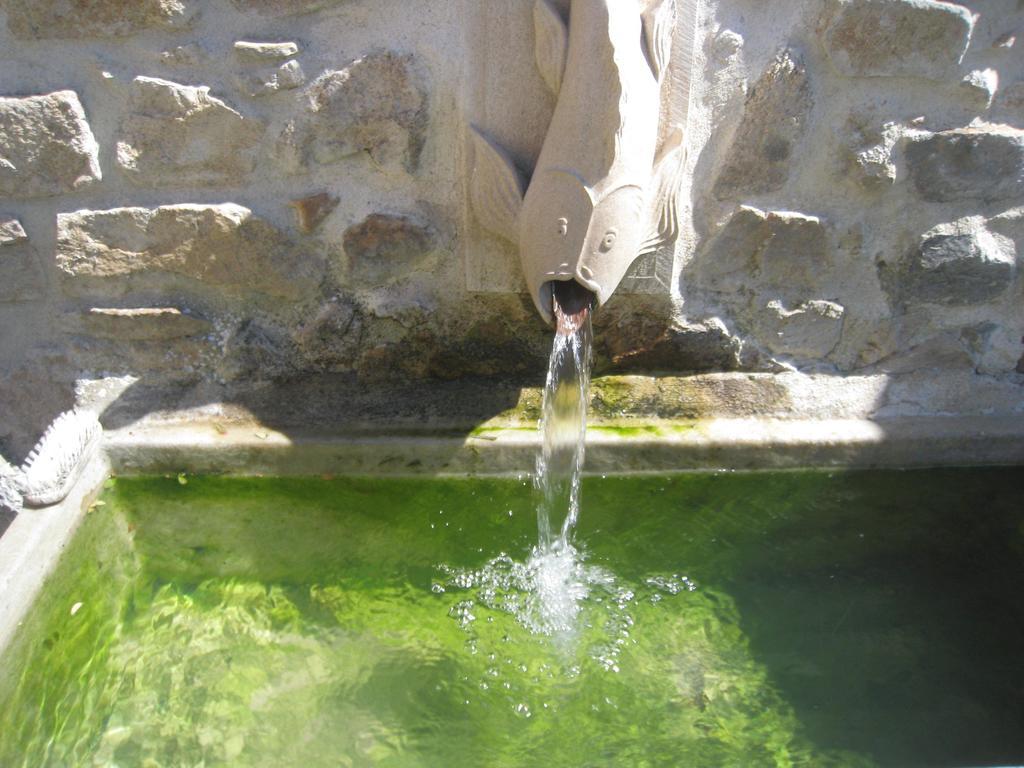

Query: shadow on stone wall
[97,373,538,442]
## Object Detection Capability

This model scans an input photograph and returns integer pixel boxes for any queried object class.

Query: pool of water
[1,469,1023,767]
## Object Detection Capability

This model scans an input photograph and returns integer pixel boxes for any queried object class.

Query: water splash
[440,551,608,636]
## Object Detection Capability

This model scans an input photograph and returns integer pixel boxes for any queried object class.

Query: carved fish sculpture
[471,0,685,323]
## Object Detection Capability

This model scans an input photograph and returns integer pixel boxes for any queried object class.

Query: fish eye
[557,217,568,236]
[600,230,618,251]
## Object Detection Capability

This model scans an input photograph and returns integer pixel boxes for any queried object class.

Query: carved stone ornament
[20,409,101,508]
[470,0,685,323]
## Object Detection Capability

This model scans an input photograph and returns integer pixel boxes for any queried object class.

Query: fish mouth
[548,279,596,334]
[551,279,596,316]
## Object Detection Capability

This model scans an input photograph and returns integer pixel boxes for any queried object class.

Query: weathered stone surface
[230,0,343,14]
[0,219,46,303]
[867,332,977,374]
[844,119,906,188]
[960,69,998,109]
[0,220,28,246]
[756,300,846,358]
[423,319,545,381]
[821,0,974,80]
[906,124,1024,203]
[0,455,24,517]
[343,214,435,284]
[222,319,299,380]
[965,324,1024,376]
[116,77,265,186]
[1002,83,1024,111]
[278,53,427,173]
[602,318,744,373]
[0,477,22,518]
[894,218,1016,306]
[757,212,832,294]
[993,30,1016,50]
[694,206,831,298]
[713,50,811,199]
[79,308,212,341]
[161,43,206,66]
[361,283,438,329]
[705,29,747,121]
[0,91,101,199]
[7,0,195,39]
[691,207,768,292]
[988,206,1024,247]
[0,360,78,464]
[236,61,306,98]
[290,192,339,233]
[56,204,320,300]
[294,297,363,370]
[234,41,300,61]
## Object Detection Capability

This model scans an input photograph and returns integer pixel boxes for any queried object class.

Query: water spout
[467,0,685,325]
[552,279,595,335]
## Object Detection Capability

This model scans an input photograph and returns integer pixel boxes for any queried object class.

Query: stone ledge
[103,415,1024,476]
[0,453,108,659]
[91,371,1023,434]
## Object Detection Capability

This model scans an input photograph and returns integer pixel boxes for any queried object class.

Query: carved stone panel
[461,0,699,307]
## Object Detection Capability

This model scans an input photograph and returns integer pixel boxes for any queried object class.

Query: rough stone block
[906,124,1024,203]
[757,300,846,359]
[116,77,265,187]
[234,41,300,61]
[236,61,306,98]
[694,206,831,299]
[988,206,1024,249]
[79,308,212,341]
[960,69,998,109]
[691,206,768,292]
[344,214,436,284]
[290,192,339,233]
[56,204,320,300]
[294,297,362,371]
[230,0,343,14]
[757,211,832,294]
[0,91,101,199]
[0,220,28,247]
[222,319,300,380]
[713,50,811,199]
[898,219,1016,306]
[822,0,974,80]
[844,120,906,188]
[277,53,427,173]
[603,318,744,374]
[0,219,46,303]
[6,0,195,39]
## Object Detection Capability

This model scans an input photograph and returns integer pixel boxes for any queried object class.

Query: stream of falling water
[522,286,596,632]
[535,292,593,552]
[439,284,636,649]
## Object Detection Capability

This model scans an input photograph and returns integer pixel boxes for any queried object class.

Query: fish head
[520,169,646,323]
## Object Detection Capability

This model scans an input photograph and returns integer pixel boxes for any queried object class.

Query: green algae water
[2,469,1024,767]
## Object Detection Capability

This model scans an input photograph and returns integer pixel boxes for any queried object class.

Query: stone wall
[682,0,1024,382]
[0,0,1021,457]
